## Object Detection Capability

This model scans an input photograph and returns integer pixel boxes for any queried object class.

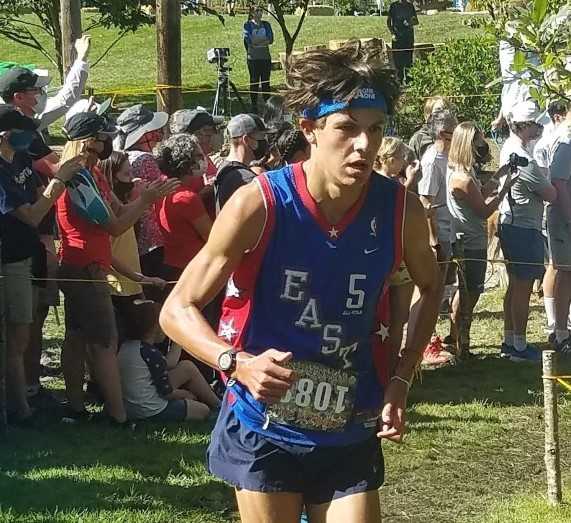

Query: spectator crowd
[1,33,570,431]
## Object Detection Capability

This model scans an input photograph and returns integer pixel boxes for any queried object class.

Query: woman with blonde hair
[56,112,177,423]
[446,121,514,358]
[376,136,421,365]
[409,95,451,160]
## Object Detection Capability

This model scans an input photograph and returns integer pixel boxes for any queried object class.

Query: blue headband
[301,87,388,120]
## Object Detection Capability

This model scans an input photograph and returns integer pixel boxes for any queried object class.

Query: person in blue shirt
[0,104,81,425]
[161,42,441,522]
[243,7,274,111]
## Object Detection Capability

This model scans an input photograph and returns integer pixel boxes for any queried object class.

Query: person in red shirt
[56,112,178,424]
[155,133,213,285]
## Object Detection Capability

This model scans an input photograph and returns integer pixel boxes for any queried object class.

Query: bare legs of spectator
[61,330,86,412]
[554,270,571,342]
[543,264,557,336]
[169,359,221,410]
[6,323,32,419]
[24,302,50,394]
[89,343,127,423]
[503,274,534,346]
[450,288,481,358]
[62,331,126,422]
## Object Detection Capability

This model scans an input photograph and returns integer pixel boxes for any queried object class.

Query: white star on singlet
[375,323,390,343]
[329,226,339,239]
[226,276,241,298]
[219,319,238,342]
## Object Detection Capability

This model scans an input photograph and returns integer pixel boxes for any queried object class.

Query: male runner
[161,42,440,522]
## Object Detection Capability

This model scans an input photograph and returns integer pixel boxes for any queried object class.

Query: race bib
[267,360,357,432]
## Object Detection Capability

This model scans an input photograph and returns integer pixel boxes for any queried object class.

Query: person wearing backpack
[214,114,268,213]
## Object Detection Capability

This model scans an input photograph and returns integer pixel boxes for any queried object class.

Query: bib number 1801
[281,378,349,414]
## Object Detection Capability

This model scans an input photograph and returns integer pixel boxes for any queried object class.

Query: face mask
[251,138,269,161]
[113,180,134,202]
[7,130,35,152]
[474,142,490,164]
[33,91,47,115]
[191,158,208,177]
[98,139,113,161]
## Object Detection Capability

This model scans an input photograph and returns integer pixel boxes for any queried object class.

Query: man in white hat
[498,100,557,362]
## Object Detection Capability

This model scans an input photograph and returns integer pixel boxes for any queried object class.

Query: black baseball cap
[0,67,50,100]
[170,109,224,134]
[63,112,118,141]
[0,104,39,132]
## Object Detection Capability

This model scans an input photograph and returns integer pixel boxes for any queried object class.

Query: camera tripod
[212,62,247,118]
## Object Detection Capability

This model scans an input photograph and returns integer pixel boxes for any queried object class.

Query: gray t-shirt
[446,168,487,251]
[547,124,571,225]
[499,138,552,230]
[418,144,452,243]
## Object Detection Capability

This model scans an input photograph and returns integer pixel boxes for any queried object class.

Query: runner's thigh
[307,490,382,523]
[235,489,303,523]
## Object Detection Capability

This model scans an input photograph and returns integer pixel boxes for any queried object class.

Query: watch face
[219,351,233,371]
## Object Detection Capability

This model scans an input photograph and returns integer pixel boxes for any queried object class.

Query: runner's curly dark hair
[285,40,400,118]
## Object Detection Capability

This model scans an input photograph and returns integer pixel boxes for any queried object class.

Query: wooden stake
[542,350,562,505]
[60,0,82,75]
[156,0,182,115]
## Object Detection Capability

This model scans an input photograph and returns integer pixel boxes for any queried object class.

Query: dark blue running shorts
[207,397,384,505]
[498,223,545,280]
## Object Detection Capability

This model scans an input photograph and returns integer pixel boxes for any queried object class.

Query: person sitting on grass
[118,299,221,422]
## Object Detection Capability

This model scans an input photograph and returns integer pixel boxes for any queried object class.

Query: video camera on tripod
[207,48,230,66]
[207,47,246,117]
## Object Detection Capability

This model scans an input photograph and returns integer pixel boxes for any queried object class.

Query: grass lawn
[0,12,484,108]
[1,288,571,522]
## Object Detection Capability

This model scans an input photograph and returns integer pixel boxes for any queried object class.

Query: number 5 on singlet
[267,360,357,432]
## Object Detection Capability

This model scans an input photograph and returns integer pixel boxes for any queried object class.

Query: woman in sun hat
[114,104,169,296]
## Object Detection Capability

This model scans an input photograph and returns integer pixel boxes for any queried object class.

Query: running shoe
[421,336,454,366]
[510,345,541,363]
[500,343,515,359]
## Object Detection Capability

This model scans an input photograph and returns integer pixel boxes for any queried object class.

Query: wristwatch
[431,243,441,250]
[217,349,237,374]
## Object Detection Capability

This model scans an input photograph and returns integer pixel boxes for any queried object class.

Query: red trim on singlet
[372,183,407,388]
[292,161,370,239]
[218,174,275,402]
[389,184,406,277]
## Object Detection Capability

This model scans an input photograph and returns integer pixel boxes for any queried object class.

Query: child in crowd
[118,299,221,422]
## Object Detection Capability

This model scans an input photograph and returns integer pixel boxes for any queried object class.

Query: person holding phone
[446,122,516,359]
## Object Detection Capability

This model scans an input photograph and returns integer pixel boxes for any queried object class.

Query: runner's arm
[160,182,265,366]
[396,192,440,382]
[160,182,295,401]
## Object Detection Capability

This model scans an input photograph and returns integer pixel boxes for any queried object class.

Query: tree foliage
[0,0,153,81]
[469,0,570,105]
[396,36,501,138]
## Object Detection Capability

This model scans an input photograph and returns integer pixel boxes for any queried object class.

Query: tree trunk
[156,0,182,116]
[60,0,82,76]
[46,0,65,82]
[542,350,562,505]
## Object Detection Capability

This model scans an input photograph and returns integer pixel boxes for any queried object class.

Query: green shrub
[395,35,501,139]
